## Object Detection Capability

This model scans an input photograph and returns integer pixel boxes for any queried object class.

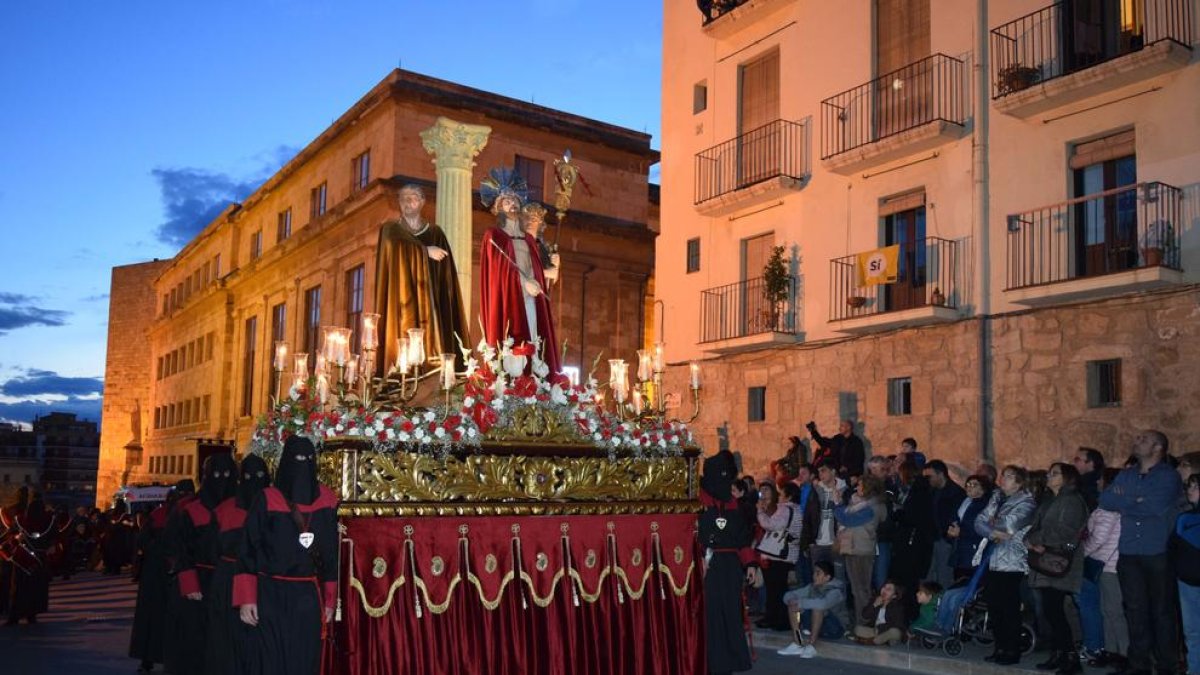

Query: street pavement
[0,572,919,675]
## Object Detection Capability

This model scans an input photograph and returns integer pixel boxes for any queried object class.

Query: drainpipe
[974,0,994,464]
[579,265,597,371]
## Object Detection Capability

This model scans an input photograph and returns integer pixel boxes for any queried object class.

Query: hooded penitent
[237,454,271,509]
[700,450,738,502]
[198,453,237,509]
[276,436,319,505]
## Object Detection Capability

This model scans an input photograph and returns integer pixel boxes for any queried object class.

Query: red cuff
[737,548,756,567]
[178,569,200,596]
[232,573,258,607]
[323,581,337,611]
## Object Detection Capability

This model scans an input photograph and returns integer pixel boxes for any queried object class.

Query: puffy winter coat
[974,489,1037,573]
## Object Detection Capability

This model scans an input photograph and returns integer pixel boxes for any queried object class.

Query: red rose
[512,376,537,398]
[444,414,462,428]
[471,404,498,434]
[451,430,462,442]
[512,342,536,357]
[377,431,387,441]
[427,422,438,433]
[400,420,415,433]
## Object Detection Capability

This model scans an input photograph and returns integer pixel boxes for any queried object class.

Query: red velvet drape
[330,514,704,675]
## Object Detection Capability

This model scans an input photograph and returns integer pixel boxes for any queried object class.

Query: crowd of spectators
[740,420,1200,675]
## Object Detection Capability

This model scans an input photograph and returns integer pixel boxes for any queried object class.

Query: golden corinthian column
[420,117,491,302]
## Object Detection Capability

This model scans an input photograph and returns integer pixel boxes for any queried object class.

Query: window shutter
[738,50,780,134]
[875,0,930,75]
[1070,130,1135,170]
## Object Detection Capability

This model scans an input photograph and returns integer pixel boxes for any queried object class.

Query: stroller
[911,544,1037,657]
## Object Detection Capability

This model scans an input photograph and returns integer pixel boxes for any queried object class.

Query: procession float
[250,139,708,675]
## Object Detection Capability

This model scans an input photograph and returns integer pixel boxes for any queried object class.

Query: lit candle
[407,328,425,371]
[273,341,289,372]
[441,354,456,391]
[689,362,701,390]
[396,337,409,374]
[345,355,359,388]
[316,374,330,404]
[315,353,327,378]
[332,328,352,366]
[652,342,665,373]
[293,353,309,381]
[636,349,652,382]
[633,389,643,414]
[360,313,379,351]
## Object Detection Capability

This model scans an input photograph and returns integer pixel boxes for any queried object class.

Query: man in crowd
[924,460,965,588]
[1099,430,1183,675]
[1074,447,1105,510]
[807,419,866,481]
[803,464,847,572]
[777,560,849,659]
[899,437,927,469]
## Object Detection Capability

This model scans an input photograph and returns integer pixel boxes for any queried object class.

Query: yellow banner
[855,245,900,286]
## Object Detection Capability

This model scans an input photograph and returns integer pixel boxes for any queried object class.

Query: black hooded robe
[699,451,756,675]
[6,502,54,623]
[128,503,171,666]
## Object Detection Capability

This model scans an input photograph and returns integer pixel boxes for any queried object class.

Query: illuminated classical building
[97,69,659,504]
[660,0,1199,473]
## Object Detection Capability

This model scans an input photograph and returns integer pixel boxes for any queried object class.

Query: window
[514,155,546,204]
[304,286,322,354]
[686,238,701,273]
[213,254,221,280]
[1087,359,1121,408]
[1072,131,1137,277]
[183,400,192,425]
[748,386,767,422]
[202,395,211,422]
[185,455,193,478]
[203,261,211,286]
[206,332,214,361]
[156,356,164,381]
[153,407,161,430]
[888,377,912,416]
[693,81,708,114]
[270,302,286,399]
[250,229,262,260]
[345,265,365,352]
[310,182,328,220]
[277,208,292,242]
[738,50,779,135]
[242,316,257,417]
[352,150,370,192]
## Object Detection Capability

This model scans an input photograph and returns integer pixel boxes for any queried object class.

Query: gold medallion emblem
[430,556,445,576]
[631,548,643,567]
[535,552,550,572]
[584,549,597,569]
[371,557,388,579]
[484,554,498,574]
[673,546,684,565]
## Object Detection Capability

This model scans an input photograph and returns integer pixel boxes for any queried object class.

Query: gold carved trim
[656,562,695,597]
[338,500,701,518]
[412,574,462,615]
[518,569,567,608]
[613,565,654,600]
[568,567,611,604]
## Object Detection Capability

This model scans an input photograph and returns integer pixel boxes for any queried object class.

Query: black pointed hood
[199,452,238,508]
[237,454,272,509]
[701,450,738,503]
[277,436,319,505]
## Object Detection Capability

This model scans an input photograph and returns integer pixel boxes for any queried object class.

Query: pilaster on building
[97,69,660,506]
[660,0,1200,475]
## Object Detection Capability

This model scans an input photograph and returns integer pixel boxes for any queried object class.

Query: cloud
[1,370,104,398]
[82,293,110,302]
[0,398,102,427]
[151,145,300,247]
[0,294,70,335]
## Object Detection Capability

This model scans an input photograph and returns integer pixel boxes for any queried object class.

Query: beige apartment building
[660,0,1199,474]
[97,69,659,504]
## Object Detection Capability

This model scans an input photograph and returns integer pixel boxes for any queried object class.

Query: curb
[751,629,1045,675]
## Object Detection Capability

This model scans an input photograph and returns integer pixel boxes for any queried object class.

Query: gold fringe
[518,569,567,608]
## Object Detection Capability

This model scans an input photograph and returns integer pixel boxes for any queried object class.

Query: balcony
[991,0,1193,118]
[700,275,802,353]
[828,237,960,333]
[1005,182,1184,305]
[820,54,967,175]
[699,0,796,39]
[694,119,808,216]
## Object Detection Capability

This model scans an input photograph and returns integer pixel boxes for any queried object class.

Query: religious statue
[520,202,559,286]
[373,183,468,375]
[479,168,561,374]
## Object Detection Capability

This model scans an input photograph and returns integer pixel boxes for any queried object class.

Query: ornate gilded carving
[483,406,587,444]
[338,500,701,518]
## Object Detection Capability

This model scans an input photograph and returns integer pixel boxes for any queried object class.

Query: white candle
[636,350,652,382]
[293,353,309,381]
[633,389,643,414]
[441,354,456,391]
[273,341,289,372]
[689,362,701,390]
[407,328,425,371]
[396,337,409,374]
[345,355,359,387]
[652,342,665,373]
[361,313,379,351]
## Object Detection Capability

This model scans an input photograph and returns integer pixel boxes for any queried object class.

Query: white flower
[658,439,668,448]
[463,396,475,408]
[433,426,446,438]
[414,427,426,440]
[531,357,549,379]
[466,427,477,438]
[491,397,505,411]
[549,385,568,406]
[292,417,304,427]
[593,432,603,442]
[325,428,336,438]
[398,431,411,442]
[347,427,361,436]
[501,353,527,378]
[386,428,396,440]
[373,420,384,431]
[423,410,435,422]
[524,397,537,405]
[335,423,345,432]
[463,357,479,378]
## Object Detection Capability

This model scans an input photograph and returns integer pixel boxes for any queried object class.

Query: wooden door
[884,207,927,311]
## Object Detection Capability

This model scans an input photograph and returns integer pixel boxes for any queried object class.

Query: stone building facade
[659,0,1200,476]
[97,69,659,504]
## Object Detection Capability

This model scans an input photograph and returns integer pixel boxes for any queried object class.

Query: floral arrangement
[250,338,694,462]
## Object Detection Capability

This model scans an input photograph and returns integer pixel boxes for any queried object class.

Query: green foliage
[762,245,790,305]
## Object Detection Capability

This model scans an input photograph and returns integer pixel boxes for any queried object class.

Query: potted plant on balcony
[1141,219,1177,267]
[930,287,946,306]
[762,245,790,331]
[997,63,1041,95]
[847,295,867,309]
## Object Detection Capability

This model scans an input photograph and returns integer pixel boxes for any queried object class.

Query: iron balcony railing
[991,0,1193,98]
[1005,181,1182,291]
[698,0,751,25]
[820,53,966,161]
[700,275,800,343]
[829,237,959,322]
[694,119,807,205]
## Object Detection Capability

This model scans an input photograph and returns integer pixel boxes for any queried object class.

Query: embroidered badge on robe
[299,532,315,548]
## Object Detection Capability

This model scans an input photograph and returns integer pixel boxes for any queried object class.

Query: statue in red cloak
[478,168,561,375]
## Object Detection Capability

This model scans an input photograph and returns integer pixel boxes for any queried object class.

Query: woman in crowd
[1171,472,1200,675]
[834,474,886,622]
[235,437,339,675]
[888,460,935,620]
[1079,467,1126,670]
[946,474,993,580]
[1025,462,1089,675]
[755,481,801,631]
[975,465,1037,666]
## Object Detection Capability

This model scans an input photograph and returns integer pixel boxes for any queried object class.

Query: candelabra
[606,340,701,424]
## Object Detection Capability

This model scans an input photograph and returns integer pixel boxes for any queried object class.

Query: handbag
[1029,542,1077,578]
[754,504,795,558]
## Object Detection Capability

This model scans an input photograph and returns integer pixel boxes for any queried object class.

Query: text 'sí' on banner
[855,245,899,287]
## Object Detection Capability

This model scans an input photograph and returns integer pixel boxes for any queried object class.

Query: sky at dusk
[0,0,662,427]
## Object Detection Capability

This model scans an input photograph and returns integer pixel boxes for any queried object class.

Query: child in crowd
[910,580,944,634]
[854,580,908,646]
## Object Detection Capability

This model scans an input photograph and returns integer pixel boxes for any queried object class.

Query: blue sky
[0,1,662,426]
